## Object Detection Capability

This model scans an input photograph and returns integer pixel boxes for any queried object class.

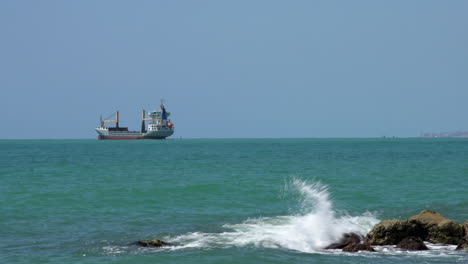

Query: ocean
[1,138,467,263]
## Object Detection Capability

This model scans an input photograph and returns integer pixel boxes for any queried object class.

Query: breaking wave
[102,179,468,262]
[164,179,379,253]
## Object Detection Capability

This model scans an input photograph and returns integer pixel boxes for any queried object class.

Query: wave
[165,179,379,253]
[102,179,468,262]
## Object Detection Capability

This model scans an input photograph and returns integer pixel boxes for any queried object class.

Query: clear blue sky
[1,0,467,139]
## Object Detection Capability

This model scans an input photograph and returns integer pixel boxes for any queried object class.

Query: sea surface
[1,138,468,264]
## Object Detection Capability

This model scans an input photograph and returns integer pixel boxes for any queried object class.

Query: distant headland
[420,131,468,138]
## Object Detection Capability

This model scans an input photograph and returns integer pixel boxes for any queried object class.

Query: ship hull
[98,135,169,140]
[96,129,173,140]
[98,135,144,140]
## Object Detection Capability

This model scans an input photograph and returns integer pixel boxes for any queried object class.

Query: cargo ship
[95,102,174,140]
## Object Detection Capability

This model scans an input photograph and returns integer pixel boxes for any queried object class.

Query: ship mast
[160,99,167,120]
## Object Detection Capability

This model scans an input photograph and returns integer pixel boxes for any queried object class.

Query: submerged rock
[136,239,172,247]
[396,236,428,250]
[408,209,463,244]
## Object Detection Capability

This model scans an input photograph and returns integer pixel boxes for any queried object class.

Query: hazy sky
[1,0,467,139]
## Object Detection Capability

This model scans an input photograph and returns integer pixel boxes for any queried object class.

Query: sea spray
[167,179,380,253]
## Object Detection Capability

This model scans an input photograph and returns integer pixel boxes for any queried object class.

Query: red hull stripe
[98,135,167,140]
[98,135,144,140]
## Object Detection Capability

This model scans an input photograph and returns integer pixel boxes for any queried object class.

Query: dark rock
[408,209,464,244]
[325,232,375,252]
[396,236,428,250]
[136,239,172,247]
[325,233,362,249]
[342,242,375,252]
[456,237,468,250]
[365,219,423,245]
[463,220,468,237]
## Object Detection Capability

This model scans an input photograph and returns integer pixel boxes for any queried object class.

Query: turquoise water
[1,138,468,263]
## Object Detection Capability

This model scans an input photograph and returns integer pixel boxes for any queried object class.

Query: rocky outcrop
[365,210,464,246]
[396,236,428,250]
[408,210,464,244]
[364,219,423,245]
[456,237,468,250]
[136,239,172,247]
[325,233,375,252]
[457,220,468,251]
[324,210,467,254]
[463,220,468,238]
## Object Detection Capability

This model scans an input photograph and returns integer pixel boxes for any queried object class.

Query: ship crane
[100,111,120,128]
[140,110,154,133]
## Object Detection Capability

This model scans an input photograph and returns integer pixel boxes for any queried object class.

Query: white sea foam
[103,179,468,261]
[372,243,463,258]
[165,179,379,253]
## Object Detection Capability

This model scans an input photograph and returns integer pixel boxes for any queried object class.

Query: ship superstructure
[95,101,174,140]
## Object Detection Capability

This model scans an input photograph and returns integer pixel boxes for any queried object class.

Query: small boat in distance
[95,101,174,140]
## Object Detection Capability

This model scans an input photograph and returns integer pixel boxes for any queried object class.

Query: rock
[366,210,464,246]
[463,220,468,238]
[433,219,465,244]
[325,232,375,252]
[342,242,375,252]
[408,210,463,244]
[396,236,428,250]
[408,209,446,223]
[325,233,362,249]
[136,239,172,247]
[456,237,468,250]
[365,219,423,245]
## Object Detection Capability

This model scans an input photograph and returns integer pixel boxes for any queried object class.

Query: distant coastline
[420,131,468,138]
